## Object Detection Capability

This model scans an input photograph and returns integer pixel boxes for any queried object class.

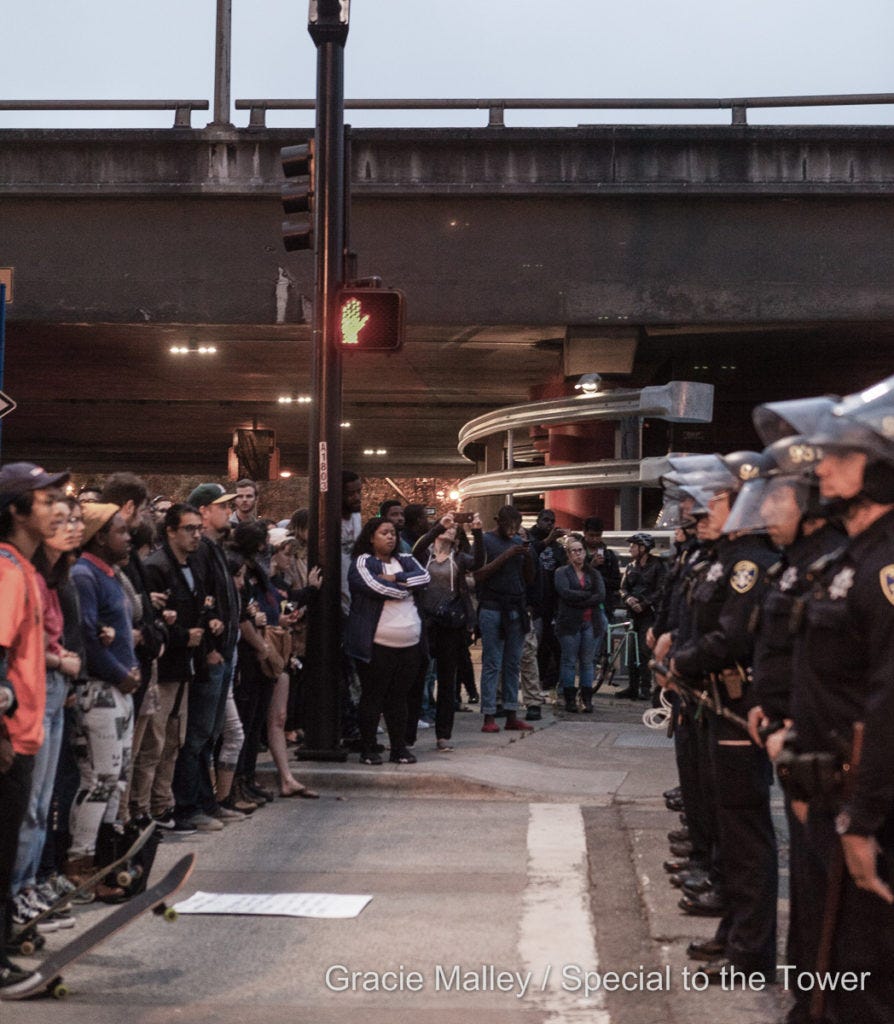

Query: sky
[1,1,893,129]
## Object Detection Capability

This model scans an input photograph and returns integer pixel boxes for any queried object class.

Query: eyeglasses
[178,524,203,534]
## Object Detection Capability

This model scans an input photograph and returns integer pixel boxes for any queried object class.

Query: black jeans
[356,643,425,756]
[1,753,34,948]
[234,647,275,780]
[429,624,466,740]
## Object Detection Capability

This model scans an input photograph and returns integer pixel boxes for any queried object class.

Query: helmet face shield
[723,476,812,540]
[656,496,693,529]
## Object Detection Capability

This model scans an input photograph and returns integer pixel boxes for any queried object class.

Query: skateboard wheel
[20,939,36,957]
[51,980,69,999]
[163,907,178,922]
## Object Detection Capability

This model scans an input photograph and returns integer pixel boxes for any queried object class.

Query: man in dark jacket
[186,483,241,822]
[142,504,211,833]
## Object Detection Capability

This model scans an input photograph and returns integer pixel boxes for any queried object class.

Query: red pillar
[529,378,618,531]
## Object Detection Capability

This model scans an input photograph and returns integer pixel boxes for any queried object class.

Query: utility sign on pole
[0,282,9,458]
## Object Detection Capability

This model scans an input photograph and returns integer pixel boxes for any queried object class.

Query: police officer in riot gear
[781,377,894,1024]
[725,429,844,1024]
[668,452,780,981]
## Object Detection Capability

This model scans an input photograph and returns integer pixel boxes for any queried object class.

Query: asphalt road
[5,691,794,1024]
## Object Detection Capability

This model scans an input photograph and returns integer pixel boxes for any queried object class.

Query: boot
[563,688,579,713]
[580,687,594,713]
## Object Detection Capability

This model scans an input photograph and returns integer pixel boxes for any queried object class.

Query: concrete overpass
[2,117,894,476]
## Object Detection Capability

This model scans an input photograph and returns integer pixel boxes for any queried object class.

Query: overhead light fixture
[277,394,312,405]
[362,448,388,456]
[449,489,461,501]
[340,421,351,428]
[279,470,293,479]
[169,341,217,356]
[574,373,602,394]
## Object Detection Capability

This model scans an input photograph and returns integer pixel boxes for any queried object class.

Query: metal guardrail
[2,94,892,129]
[456,384,714,500]
[0,100,210,128]
[236,93,894,128]
[457,382,715,460]
[457,456,679,499]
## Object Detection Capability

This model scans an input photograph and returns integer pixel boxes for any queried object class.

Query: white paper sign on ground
[172,891,372,919]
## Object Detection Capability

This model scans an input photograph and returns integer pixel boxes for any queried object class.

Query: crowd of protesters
[1,460,637,991]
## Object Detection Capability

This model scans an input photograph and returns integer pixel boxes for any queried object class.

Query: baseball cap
[0,462,71,509]
[267,527,294,550]
[187,483,237,509]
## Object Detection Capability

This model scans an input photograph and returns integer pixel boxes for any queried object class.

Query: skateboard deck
[12,821,158,952]
[1,852,196,1001]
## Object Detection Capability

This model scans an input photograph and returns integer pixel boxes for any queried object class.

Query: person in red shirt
[0,461,69,989]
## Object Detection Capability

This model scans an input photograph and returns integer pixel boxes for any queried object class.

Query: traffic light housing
[281,140,315,252]
[336,287,406,351]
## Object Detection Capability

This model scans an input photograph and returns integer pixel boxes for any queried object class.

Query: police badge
[730,560,758,594]
[706,562,725,583]
[828,567,855,600]
[879,565,894,606]
[778,566,799,592]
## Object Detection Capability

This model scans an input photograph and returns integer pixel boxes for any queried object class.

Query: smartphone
[452,511,474,524]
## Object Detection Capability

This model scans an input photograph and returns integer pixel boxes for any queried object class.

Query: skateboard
[1,852,196,1001]
[12,820,159,955]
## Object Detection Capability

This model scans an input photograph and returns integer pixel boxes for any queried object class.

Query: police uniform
[789,510,894,1023]
[674,531,779,977]
[659,536,718,875]
[751,523,844,1023]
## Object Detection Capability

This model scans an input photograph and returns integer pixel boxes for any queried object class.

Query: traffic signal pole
[299,1,350,760]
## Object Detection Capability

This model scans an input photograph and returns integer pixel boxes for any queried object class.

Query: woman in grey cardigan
[553,538,606,714]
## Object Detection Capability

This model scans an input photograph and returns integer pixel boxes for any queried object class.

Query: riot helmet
[752,395,839,446]
[723,437,824,542]
[811,375,894,505]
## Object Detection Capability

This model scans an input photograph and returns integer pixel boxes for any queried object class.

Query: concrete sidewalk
[263,689,677,803]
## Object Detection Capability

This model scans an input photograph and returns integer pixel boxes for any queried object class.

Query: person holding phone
[474,506,536,734]
[412,512,484,750]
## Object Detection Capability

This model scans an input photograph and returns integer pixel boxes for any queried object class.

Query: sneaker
[504,718,534,731]
[524,705,542,721]
[467,695,479,704]
[417,719,431,730]
[360,752,383,765]
[170,819,198,836]
[11,892,59,934]
[389,750,417,765]
[45,873,77,900]
[213,804,246,823]
[31,883,76,929]
[191,813,224,832]
[32,881,60,907]
[481,720,500,733]
[0,963,36,990]
[153,808,177,830]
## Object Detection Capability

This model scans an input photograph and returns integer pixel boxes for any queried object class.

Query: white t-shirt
[373,558,422,648]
